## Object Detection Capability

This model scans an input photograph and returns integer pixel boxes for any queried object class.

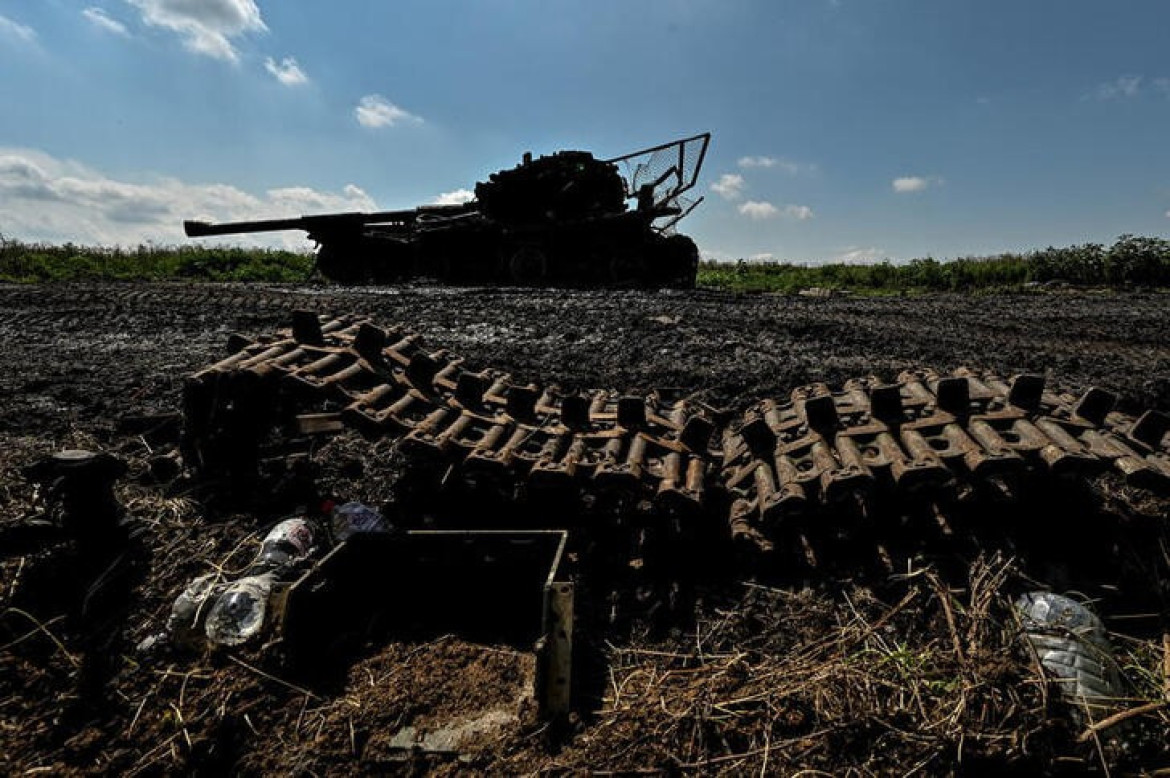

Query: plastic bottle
[251,517,315,573]
[331,501,389,543]
[1016,591,1123,715]
[203,573,277,647]
[167,573,227,647]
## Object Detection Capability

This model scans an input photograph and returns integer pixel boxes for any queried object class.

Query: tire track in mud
[1,283,1168,436]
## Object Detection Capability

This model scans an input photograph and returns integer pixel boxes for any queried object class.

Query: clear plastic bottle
[331,502,389,543]
[167,573,227,647]
[1016,591,1123,715]
[251,517,315,573]
[204,573,277,647]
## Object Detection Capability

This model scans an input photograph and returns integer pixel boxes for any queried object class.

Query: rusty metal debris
[182,312,715,515]
[184,313,1170,529]
[7,450,130,554]
[722,367,1170,554]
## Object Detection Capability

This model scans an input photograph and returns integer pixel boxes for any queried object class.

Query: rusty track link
[722,367,1170,555]
[183,313,715,514]
[183,313,1170,554]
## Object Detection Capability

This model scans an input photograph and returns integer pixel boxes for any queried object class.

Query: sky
[1,0,1169,264]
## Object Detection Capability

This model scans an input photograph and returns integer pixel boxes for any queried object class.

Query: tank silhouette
[185,133,710,288]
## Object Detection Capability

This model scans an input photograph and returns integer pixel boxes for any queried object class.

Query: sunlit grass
[2,234,1168,290]
[698,234,1170,293]
[0,239,313,283]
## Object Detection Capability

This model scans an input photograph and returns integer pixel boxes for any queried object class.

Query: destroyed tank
[184,133,711,288]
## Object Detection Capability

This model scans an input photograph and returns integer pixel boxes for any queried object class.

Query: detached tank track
[183,313,715,515]
[183,313,1170,567]
[722,367,1170,561]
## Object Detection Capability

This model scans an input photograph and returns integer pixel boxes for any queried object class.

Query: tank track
[723,367,1170,553]
[183,313,1170,564]
[182,313,715,511]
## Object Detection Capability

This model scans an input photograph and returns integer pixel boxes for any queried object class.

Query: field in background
[701,234,1170,293]
[0,240,312,283]
[2,234,1169,291]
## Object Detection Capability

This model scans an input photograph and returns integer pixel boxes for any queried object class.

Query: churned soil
[1,282,1169,775]
[2,283,1168,435]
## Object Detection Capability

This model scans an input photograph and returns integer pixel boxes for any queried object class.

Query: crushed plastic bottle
[167,573,227,647]
[331,501,388,543]
[204,573,277,647]
[251,518,316,573]
[1016,591,1124,719]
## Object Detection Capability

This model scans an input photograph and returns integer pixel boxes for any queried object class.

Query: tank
[184,133,711,288]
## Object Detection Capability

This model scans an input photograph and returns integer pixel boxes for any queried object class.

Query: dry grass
[528,556,1170,775]
[3,431,1169,775]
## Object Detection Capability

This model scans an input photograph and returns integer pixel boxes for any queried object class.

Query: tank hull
[314,215,700,288]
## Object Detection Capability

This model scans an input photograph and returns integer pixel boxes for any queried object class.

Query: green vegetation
[697,234,1170,293]
[0,238,313,283]
[2,233,1169,291]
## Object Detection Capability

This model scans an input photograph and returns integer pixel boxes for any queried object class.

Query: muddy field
[2,282,1169,775]
[2,284,1170,433]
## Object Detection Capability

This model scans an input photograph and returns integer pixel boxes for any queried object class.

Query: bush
[1106,234,1170,286]
[697,235,1170,293]
[1,234,1167,291]
[0,239,313,283]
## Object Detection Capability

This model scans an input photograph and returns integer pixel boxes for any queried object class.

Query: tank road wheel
[315,244,368,285]
[608,250,649,288]
[436,255,461,284]
[508,245,548,285]
[440,253,495,285]
[653,234,700,289]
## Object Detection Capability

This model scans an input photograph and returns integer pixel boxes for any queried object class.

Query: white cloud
[264,56,308,86]
[432,188,475,205]
[748,252,776,262]
[84,8,129,36]
[263,185,375,215]
[833,246,886,264]
[125,0,266,62]
[0,147,377,248]
[892,176,928,193]
[0,13,36,42]
[1089,75,1143,100]
[783,204,814,220]
[892,175,943,194]
[1155,78,1170,97]
[711,173,745,201]
[738,200,775,219]
[737,201,814,220]
[699,249,735,263]
[355,95,422,128]
[737,156,816,175]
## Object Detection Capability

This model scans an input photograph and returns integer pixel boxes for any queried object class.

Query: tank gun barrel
[184,204,475,239]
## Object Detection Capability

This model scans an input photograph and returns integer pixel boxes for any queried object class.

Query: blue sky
[1,0,1169,263]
